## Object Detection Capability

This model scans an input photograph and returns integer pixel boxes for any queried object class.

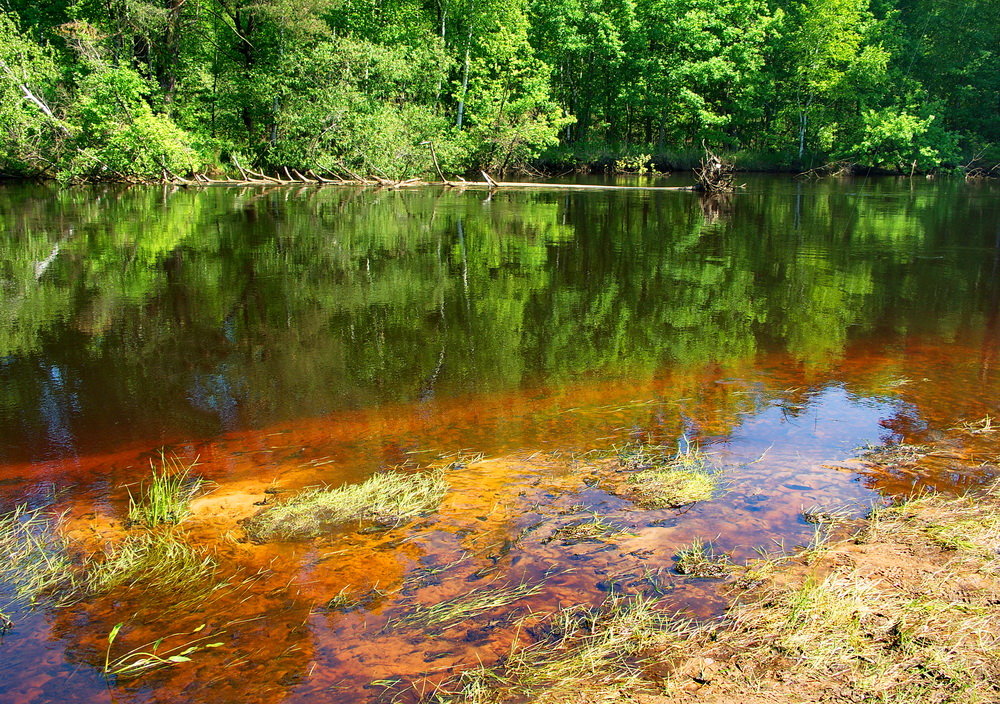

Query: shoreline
[435,477,1000,703]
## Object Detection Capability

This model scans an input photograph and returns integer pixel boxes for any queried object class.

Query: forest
[0,0,997,181]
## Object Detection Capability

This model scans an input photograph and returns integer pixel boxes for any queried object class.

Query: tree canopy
[0,0,995,180]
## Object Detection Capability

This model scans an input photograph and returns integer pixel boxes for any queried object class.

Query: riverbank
[434,480,1000,703]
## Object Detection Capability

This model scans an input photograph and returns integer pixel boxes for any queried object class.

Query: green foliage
[63,66,198,180]
[0,506,79,615]
[126,454,203,528]
[0,11,63,176]
[243,470,449,542]
[843,105,961,171]
[0,0,996,175]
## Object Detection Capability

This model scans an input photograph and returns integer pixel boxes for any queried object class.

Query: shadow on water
[0,176,999,702]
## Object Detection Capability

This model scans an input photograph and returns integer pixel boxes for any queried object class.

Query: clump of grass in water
[88,531,222,602]
[801,503,855,525]
[0,506,79,615]
[127,453,203,527]
[392,578,543,629]
[0,505,225,624]
[673,537,733,578]
[617,441,719,508]
[950,415,996,434]
[436,594,694,703]
[546,513,632,545]
[857,441,927,467]
[243,469,448,542]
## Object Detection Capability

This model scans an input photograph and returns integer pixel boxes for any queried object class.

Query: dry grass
[950,415,997,435]
[801,503,855,525]
[432,594,694,704]
[242,469,448,542]
[858,441,928,466]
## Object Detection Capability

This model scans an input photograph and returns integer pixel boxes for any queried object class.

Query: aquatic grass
[435,482,1000,703]
[950,415,997,434]
[87,531,222,601]
[857,441,928,466]
[801,503,855,525]
[673,537,733,578]
[546,513,632,545]
[392,578,543,630]
[127,453,203,527]
[617,441,719,508]
[103,621,225,679]
[435,594,694,703]
[243,469,448,542]
[0,505,79,615]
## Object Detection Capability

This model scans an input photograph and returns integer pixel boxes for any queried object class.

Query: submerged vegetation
[616,442,720,508]
[103,621,226,680]
[393,578,543,630]
[0,505,78,613]
[242,469,449,542]
[87,531,221,600]
[0,0,997,181]
[435,594,691,703]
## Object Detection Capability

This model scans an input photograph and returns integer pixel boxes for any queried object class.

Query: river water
[1,176,998,702]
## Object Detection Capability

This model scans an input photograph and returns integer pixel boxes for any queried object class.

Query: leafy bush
[840,104,961,172]
[63,66,198,181]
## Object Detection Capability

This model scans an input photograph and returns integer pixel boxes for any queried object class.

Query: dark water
[1,176,999,703]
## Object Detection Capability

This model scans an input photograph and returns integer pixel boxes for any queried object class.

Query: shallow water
[1,176,999,702]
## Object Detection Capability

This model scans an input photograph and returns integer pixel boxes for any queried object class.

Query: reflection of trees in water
[0,181,997,461]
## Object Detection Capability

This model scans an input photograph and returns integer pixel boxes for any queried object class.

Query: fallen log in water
[160,170,699,191]
[452,179,697,192]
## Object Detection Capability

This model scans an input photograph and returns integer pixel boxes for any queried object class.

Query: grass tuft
[87,531,222,601]
[0,506,78,615]
[801,503,855,525]
[546,513,632,545]
[393,578,542,630]
[435,594,692,703]
[673,537,733,577]
[243,469,448,542]
[127,453,203,527]
[617,441,719,508]
[857,441,927,466]
[950,415,997,434]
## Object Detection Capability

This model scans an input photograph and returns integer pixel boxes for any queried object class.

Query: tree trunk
[456,28,472,129]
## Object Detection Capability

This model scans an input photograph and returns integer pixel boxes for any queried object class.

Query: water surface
[1,176,999,702]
